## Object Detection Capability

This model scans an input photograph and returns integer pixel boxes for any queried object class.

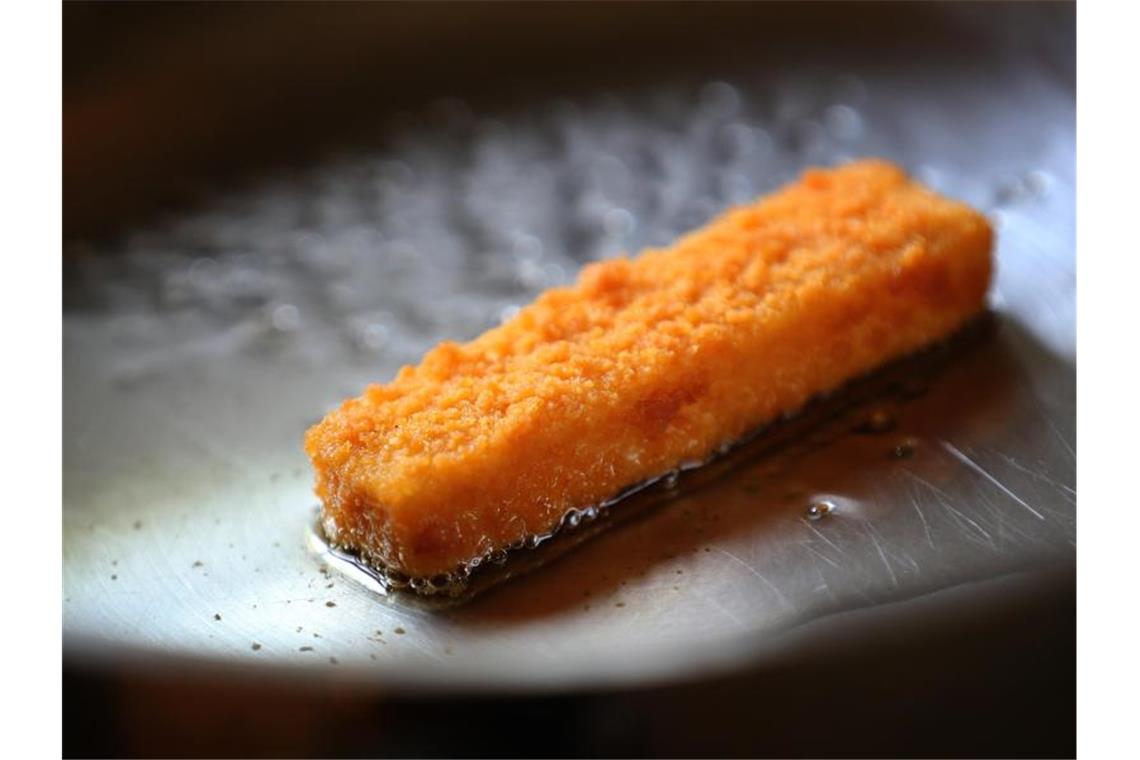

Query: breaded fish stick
[305,160,992,584]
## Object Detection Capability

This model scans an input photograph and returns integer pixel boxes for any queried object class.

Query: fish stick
[305,159,992,588]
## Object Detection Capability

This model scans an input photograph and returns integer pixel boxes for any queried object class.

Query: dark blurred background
[63,2,1074,757]
[64,1,1073,242]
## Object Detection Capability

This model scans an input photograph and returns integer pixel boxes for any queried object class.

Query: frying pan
[63,2,1074,755]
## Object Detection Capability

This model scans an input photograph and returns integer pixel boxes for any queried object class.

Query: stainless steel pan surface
[63,5,1074,692]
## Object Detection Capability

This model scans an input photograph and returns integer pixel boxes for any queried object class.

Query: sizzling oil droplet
[891,438,919,460]
[806,499,836,521]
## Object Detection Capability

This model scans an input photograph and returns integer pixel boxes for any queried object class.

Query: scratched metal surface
[63,13,1074,689]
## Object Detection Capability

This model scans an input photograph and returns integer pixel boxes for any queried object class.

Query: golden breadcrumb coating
[305,160,992,578]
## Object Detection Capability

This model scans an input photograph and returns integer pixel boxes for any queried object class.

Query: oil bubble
[891,438,919,460]
[806,499,836,521]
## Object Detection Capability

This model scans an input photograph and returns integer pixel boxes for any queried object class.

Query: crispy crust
[304,160,993,578]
